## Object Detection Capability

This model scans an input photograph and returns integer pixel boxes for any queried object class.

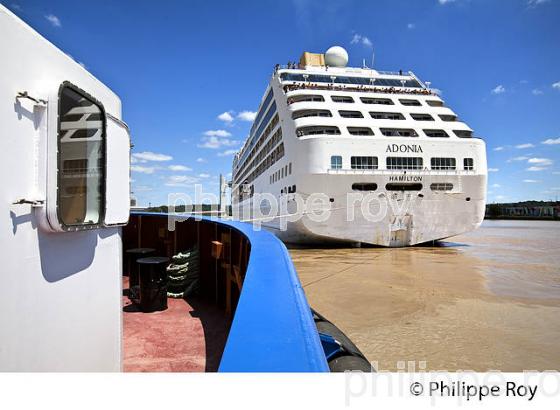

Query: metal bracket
[16,91,47,106]
[12,198,45,208]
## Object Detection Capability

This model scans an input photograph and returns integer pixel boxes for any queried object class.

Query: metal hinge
[16,91,47,106]
[12,198,45,208]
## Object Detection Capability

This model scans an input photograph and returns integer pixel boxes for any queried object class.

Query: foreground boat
[0,5,370,372]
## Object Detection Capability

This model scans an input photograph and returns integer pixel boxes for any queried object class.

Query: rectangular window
[297,126,341,136]
[454,130,473,138]
[430,183,453,191]
[360,97,394,105]
[339,110,364,118]
[289,162,292,174]
[431,157,456,170]
[370,112,405,120]
[331,95,354,103]
[347,127,374,136]
[399,99,421,106]
[58,84,105,228]
[424,129,449,138]
[426,100,444,107]
[464,158,474,171]
[381,128,418,137]
[288,94,325,104]
[351,156,378,170]
[410,113,434,121]
[439,114,457,122]
[331,155,342,169]
[386,157,423,170]
[292,109,332,119]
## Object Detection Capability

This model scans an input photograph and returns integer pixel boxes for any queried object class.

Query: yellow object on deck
[299,52,325,67]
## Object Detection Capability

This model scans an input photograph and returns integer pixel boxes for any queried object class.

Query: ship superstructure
[232,46,487,246]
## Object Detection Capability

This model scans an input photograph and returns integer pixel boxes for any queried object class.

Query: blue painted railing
[131,212,329,372]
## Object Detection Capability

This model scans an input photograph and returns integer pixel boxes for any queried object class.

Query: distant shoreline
[484,216,559,221]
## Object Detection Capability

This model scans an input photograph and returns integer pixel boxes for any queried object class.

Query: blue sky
[5,0,560,205]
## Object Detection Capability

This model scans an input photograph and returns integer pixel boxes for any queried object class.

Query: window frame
[351,156,378,170]
[56,81,107,231]
[331,155,342,170]
[430,157,456,170]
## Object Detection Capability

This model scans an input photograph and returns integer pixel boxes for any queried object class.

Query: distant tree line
[485,201,560,220]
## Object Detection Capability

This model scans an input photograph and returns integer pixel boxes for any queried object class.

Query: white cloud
[493,146,504,151]
[508,156,529,162]
[132,151,172,162]
[204,129,232,138]
[528,158,553,166]
[553,172,560,175]
[491,85,506,94]
[198,136,239,149]
[532,89,543,95]
[407,23,415,29]
[165,175,199,187]
[491,183,501,188]
[523,179,540,183]
[526,166,547,172]
[45,14,61,27]
[515,143,535,149]
[199,173,211,178]
[553,81,560,90]
[168,165,192,172]
[131,165,156,174]
[527,0,551,7]
[542,137,560,145]
[217,112,234,123]
[237,111,257,122]
[218,149,238,157]
[438,0,456,4]
[196,157,206,163]
[350,34,373,48]
[488,168,499,172]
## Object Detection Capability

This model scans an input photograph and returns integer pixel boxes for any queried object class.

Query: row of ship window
[297,126,472,138]
[288,94,444,107]
[352,182,454,192]
[330,156,474,171]
[235,120,281,183]
[270,162,293,184]
[292,109,457,122]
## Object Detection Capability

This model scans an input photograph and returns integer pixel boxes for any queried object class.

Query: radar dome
[324,46,349,67]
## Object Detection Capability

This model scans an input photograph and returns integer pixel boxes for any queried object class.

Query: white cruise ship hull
[262,172,486,247]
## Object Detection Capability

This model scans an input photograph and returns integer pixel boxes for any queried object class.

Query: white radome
[324,46,349,67]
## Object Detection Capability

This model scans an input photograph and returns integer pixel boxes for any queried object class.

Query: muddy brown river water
[289,220,560,372]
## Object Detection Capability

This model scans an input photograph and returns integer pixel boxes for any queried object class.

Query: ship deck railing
[326,168,478,176]
[283,83,437,99]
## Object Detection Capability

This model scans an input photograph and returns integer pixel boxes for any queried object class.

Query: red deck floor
[122,278,229,372]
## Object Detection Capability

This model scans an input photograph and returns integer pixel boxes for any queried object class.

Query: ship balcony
[122,212,328,372]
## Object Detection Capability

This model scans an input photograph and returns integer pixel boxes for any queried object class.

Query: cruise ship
[231,46,487,247]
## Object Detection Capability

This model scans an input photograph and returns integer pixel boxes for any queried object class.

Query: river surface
[289,220,560,371]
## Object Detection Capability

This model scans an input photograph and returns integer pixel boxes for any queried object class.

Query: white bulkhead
[0,6,130,370]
